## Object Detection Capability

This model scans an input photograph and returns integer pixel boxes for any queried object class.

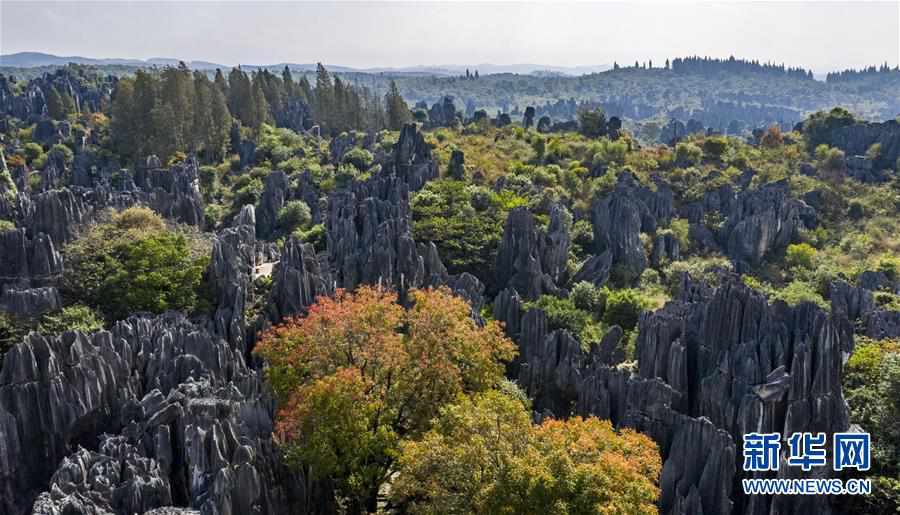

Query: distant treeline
[108,62,409,163]
[826,63,900,82]
[670,56,813,80]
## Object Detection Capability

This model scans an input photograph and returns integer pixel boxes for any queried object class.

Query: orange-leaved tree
[392,388,662,515]
[254,285,517,514]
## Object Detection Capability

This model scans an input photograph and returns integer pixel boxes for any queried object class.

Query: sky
[1,1,899,73]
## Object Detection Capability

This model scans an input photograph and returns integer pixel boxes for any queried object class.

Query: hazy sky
[2,1,899,73]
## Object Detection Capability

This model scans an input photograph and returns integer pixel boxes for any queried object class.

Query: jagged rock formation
[722,180,812,271]
[651,232,681,268]
[326,173,485,309]
[830,119,900,171]
[447,149,465,180]
[133,159,205,228]
[523,106,535,129]
[208,205,262,353]
[0,286,61,317]
[392,124,438,191]
[0,228,63,288]
[269,236,333,321]
[256,171,290,239]
[495,275,850,515]
[494,204,569,300]
[0,313,321,515]
[591,178,648,284]
[570,251,612,287]
[426,96,459,128]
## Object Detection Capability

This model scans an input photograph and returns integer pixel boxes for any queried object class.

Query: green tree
[602,288,651,331]
[63,207,209,320]
[578,107,608,138]
[385,80,412,130]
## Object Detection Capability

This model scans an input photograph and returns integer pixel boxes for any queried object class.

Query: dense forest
[0,57,899,515]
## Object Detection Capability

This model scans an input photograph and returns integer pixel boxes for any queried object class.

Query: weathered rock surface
[830,119,900,171]
[133,159,205,228]
[392,124,438,191]
[0,313,320,515]
[591,177,648,284]
[207,205,260,353]
[256,171,290,239]
[722,180,811,271]
[269,236,333,321]
[495,275,850,515]
[0,286,61,317]
[426,96,459,128]
[495,205,569,300]
[0,228,63,288]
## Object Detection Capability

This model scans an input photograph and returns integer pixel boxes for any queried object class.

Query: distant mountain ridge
[0,52,610,76]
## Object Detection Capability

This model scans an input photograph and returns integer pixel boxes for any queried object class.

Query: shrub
[785,243,817,269]
[602,288,652,331]
[49,143,74,165]
[23,142,44,163]
[341,147,374,171]
[526,294,603,345]
[0,219,15,232]
[63,208,209,320]
[278,200,312,233]
[771,279,828,309]
[702,136,729,159]
[760,125,783,148]
[569,281,606,314]
[674,142,702,167]
[866,142,882,161]
[591,138,628,167]
[294,223,327,253]
[39,305,104,336]
[876,255,900,281]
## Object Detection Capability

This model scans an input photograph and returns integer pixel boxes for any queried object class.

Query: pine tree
[314,63,334,133]
[214,68,228,95]
[208,84,231,161]
[385,80,411,130]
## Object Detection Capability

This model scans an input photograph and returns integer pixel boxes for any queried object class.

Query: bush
[702,136,729,160]
[294,223,327,253]
[63,208,210,320]
[785,243,817,269]
[278,200,312,233]
[23,142,44,164]
[49,143,74,165]
[591,138,628,167]
[602,288,652,331]
[569,281,606,314]
[526,294,603,345]
[39,304,104,335]
[771,279,828,309]
[341,147,374,171]
[674,142,702,167]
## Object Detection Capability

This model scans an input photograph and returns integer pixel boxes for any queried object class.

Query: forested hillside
[0,59,899,515]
